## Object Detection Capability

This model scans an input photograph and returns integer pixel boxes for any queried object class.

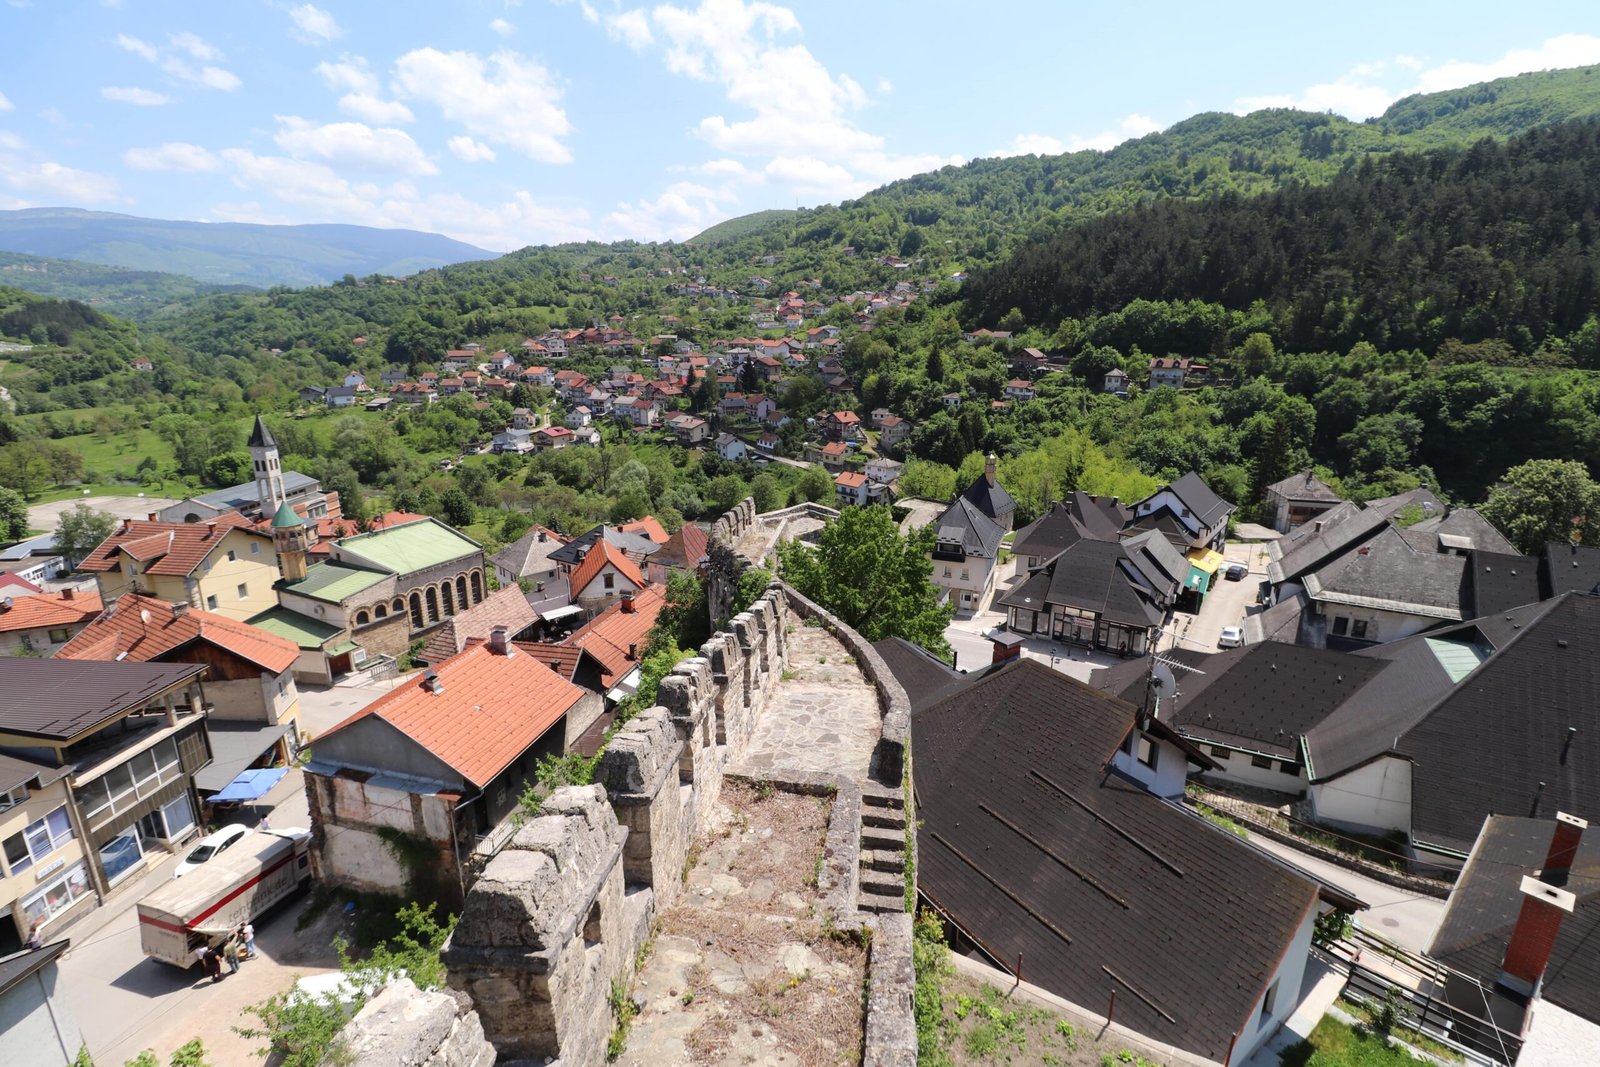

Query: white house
[716,433,749,462]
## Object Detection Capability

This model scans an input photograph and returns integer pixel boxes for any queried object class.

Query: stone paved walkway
[731,621,881,782]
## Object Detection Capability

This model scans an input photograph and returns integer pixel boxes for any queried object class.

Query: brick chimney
[1542,812,1587,888]
[490,625,512,656]
[620,591,635,614]
[60,588,75,601]
[1498,876,1576,997]
[990,630,1024,664]
[205,520,218,538]
[984,452,997,487]
[121,518,133,533]
[147,512,158,522]
[627,642,638,661]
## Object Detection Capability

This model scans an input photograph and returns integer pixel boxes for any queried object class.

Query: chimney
[490,625,512,656]
[538,529,547,543]
[1542,812,1587,888]
[205,520,218,538]
[1314,519,1324,533]
[990,631,1024,664]
[61,588,75,601]
[147,512,158,522]
[171,602,189,618]
[121,518,133,533]
[621,591,635,614]
[0,596,10,613]
[984,453,997,487]
[422,669,443,695]
[627,642,638,661]
[1498,876,1576,997]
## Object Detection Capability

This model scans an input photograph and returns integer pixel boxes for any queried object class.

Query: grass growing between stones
[614,781,867,1067]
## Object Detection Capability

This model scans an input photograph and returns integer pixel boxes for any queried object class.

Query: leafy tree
[793,465,833,504]
[439,488,476,528]
[777,505,953,655]
[653,570,709,653]
[1480,459,1600,554]
[898,458,956,501]
[55,503,116,566]
[749,472,781,513]
[0,486,28,542]
[500,511,533,542]
[703,474,747,516]
[0,444,52,499]
[203,451,252,488]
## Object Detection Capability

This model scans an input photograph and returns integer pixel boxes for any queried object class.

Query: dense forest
[961,121,1600,355]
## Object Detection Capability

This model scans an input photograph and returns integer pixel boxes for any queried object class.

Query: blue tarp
[209,767,288,803]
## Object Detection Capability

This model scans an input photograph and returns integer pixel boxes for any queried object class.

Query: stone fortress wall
[331,503,916,1067]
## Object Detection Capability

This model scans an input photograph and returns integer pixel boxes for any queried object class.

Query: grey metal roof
[492,527,567,579]
[247,415,276,450]
[1268,506,1391,585]
[0,751,70,794]
[1304,526,1468,621]
[1466,550,1542,617]
[996,539,1164,629]
[0,659,206,741]
[548,526,660,566]
[1266,470,1344,503]
[931,496,1006,560]
[959,471,1016,525]
[1401,507,1515,556]
[189,470,319,511]
[1163,471,1234,529]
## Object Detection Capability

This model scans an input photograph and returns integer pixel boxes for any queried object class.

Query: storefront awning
[194,720,294,792]
[540,604,583,623]
[1185,548,1225,573]
[209,767,288,803]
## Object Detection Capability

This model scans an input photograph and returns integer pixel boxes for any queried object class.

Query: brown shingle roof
[321,643,584,787]
[0,658,206,740]
[418,586,538,665]
[78,515,263,577]
[55,593,298,674]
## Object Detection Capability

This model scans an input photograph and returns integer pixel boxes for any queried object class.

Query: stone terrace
[617,780,869,1067]
[732,621,882,783]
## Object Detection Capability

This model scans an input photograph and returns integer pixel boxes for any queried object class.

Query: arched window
[374,604,387,619]
[355,610,370,626]
[425,586,440,623]
[409,593,424,629]
[456,574,468,607]
[469,570,483,604]
[441,583,455,616]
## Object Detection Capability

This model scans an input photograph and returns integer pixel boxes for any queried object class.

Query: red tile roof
[569,538,645,599]
[618,516,669,545]
[54,593,297,674]
[323,643,584,787]
[78,515,262,577]
[0,588,102,634]
[835,471,867,488]
[564,586,666,686]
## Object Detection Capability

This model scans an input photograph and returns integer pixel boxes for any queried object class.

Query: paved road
[1244,834,1446,953]
[27,494,180,531]
[1161,540,1272,654]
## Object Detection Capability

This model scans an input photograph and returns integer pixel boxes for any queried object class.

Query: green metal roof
[246,605,342,649]
[271,501,303,528]
[326,641,359,656]
[283,561,389,603]
[1424,637,1491,684]
[337,518,479,575]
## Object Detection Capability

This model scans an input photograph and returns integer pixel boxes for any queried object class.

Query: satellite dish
[140,609,151,624]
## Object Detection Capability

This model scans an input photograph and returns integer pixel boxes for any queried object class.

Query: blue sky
[2,1,1599,250]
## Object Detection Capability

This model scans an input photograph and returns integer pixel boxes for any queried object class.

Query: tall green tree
[777,505,953,656]
[0,486,27,543]
[1479,459,1600,554]
[56,503,117,566]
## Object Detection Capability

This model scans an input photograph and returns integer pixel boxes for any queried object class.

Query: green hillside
[687,209,799,245]
[0,251,246,320]
[0,209,495,289]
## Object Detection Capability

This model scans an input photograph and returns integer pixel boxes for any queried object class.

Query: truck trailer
[137,828,311,967]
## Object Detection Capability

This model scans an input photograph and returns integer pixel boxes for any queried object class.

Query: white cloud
[1234,34,1600,121]
[213,149,594,247]
[288,4,342,45]
[605,9,653,50]
[604,181,735,241]
[391,48,574,163]
[1006,133,1065,156]
[316,57,415,124]
[117,31,240,91]
[168,32,221,62]
[447,136,497,163]
[876,77,892,95]
[101,86,172,106]
[0,91,11,111]
[0,135,122,204]
[339,93,415,124]
[273,116,438,175]
[489,17,516,36]
[123,142,221,172]
[114,33,158,62]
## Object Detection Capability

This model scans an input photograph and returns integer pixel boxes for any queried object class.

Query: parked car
[1224,562,1249,582]
[174,823,251,879]
[1218,626,1244,649]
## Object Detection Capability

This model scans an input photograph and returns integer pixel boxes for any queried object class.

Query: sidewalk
[1241,955,1347,1067]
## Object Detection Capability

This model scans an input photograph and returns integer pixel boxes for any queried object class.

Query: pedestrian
[223,935,241,975]
[26,922,44,949]
[240,922,257,960]
[201,942,223,983]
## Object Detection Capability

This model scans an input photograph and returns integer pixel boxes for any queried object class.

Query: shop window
[22,862,90,927]
[100,826,145,885]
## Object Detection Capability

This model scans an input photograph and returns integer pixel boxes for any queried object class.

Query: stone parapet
[326,979,495,1067]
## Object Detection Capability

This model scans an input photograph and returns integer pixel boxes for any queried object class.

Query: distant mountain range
[0,209,495,289]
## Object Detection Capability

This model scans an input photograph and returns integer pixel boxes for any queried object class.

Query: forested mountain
[0,252,247,319]
[689,66,1600,273]
[961,120,1600,355]
[0,209,493,288]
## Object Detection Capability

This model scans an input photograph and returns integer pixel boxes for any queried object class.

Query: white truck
[137,828,312,967]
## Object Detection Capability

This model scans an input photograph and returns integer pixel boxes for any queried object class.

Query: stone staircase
[858,783,909,914]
